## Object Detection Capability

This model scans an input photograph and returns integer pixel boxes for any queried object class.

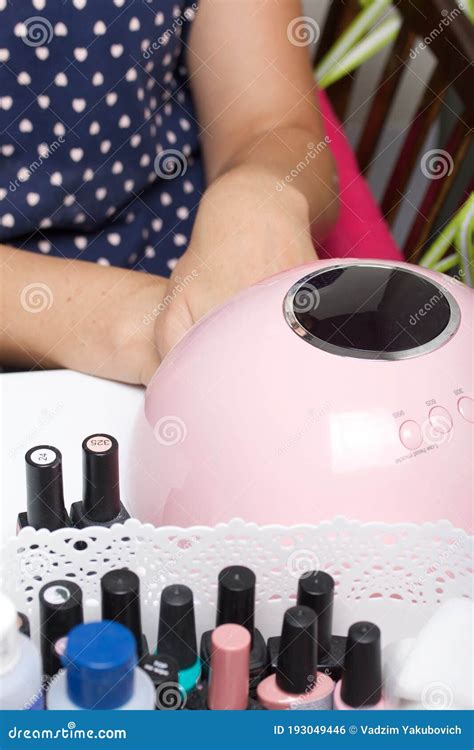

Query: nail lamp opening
[129,260,473,531]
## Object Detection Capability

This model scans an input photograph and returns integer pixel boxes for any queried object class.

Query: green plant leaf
[315,0,393,81]
[318,16,401,89]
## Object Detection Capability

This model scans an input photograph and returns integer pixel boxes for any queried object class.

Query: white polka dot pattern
[0,2,202,276]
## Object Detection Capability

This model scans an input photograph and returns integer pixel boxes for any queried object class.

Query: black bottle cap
[25,446,69,530]
[276,606,318,694]
[157,584,198,670]
[340,621,382,707]
[216,566,255,636]
[297,570,334,655]
[39,580,83,676]
[82,434,121,522]
[101,568,143,657]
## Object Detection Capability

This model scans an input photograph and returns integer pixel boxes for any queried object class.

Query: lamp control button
[399,421,422,451]
[458,396,474,423]
[428,406,453,434]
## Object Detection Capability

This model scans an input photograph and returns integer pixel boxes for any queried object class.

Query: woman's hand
[0,246,167,385]
[154,166,321,358]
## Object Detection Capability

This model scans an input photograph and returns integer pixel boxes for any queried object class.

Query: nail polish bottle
[0,593,44,710]
[46,621,155,710]
[139,654,186,710]
[186,625,266,710]
[17,612,30,638]
[101,568,148,659]
[157,584,201,693]
[267,570,346,680]
[39,580,83,677]
[208,624,250,709]
[200,566,267,692]
[70,434,130,528]
[333,621,386,710]
[257,606,335,710]
[17,446,71,531]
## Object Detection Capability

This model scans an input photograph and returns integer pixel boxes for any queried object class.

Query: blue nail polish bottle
[157,584,201,693]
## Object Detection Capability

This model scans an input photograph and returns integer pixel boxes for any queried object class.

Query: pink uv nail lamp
[130,260,473,531]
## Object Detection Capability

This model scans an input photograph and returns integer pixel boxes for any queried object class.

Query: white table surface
[0,370,143,543]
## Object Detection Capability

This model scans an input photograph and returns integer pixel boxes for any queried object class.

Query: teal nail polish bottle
[178,658,202,693]
[157,584,201,693]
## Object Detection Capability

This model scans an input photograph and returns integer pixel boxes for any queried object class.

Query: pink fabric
[317,90,403,261]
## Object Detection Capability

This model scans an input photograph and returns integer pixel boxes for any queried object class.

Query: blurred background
[304,0,471,248]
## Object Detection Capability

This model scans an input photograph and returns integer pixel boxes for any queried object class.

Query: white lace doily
[1,517,471,647]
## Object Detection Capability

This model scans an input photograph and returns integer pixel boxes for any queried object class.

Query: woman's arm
[0,246,167,384]
[188,0,337,231]
[154,0,338,357]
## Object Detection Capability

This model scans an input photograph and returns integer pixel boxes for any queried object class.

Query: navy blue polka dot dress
[0,0,203,276]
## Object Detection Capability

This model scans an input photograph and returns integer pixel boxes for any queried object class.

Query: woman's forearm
[0,246,167,384]
[215,125,339,239]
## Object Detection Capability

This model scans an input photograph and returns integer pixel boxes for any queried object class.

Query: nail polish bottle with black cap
[200,565,267,692]
[257,606,335,709]
[101,568,148,659]
[39,580,83,677]
[267,570,346,680]
[333,621,386,709]
[17,446,71,531]
[157,584,201,693]
[70,434,130,528]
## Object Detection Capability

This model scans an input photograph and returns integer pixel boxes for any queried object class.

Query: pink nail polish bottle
[208,624,250,710]
[333,621,386,710]
[257,606,334,710]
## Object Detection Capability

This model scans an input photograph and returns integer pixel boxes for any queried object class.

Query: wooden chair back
[315,0,474,261]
